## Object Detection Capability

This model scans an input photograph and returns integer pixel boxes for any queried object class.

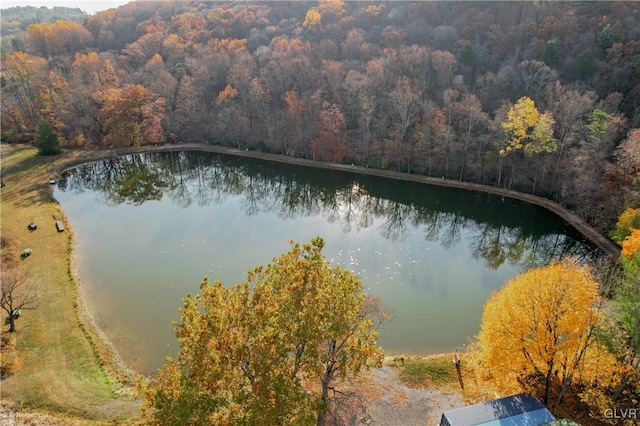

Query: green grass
[396,355,460,388]
[0,145,141,424]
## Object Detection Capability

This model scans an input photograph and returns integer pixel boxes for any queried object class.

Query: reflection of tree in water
[111,156,168,205]
[57,151,600,269]
[59,155,170,205]
[471,224,596,271]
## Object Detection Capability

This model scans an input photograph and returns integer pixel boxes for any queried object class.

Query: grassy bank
[0,145,141,424]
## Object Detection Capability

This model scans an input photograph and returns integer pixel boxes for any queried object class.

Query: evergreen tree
[35,120,60,155]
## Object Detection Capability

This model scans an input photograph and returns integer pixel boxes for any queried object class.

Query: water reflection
[58,151,598,271]
[55,151,603,374]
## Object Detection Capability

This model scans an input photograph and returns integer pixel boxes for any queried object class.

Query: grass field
[0,145,141,424]
[393,354,467,390]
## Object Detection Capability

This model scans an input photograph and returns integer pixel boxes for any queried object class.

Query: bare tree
[1,269,39,333]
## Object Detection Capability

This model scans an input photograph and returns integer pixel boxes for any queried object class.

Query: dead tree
[1,269,39,332]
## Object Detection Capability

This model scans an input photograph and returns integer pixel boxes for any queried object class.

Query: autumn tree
[93,84,166,147]
[472,258,617,412]
[500,96,557,156]
[611,208,640,243]
[441,90,488,180]
[303,8,321,29]
[132,54,178,136]
[621,229,640,259]
[143,237,385,425]
[516,60,557,106]
[0,52,48,142]
[281,90,307,156]
[317,0,346,22]
[607,251,640,405]
[386,76,421,171]
[545,82,595,188]
[310,102,347,163]
[261,37,316,99]
[498,96,557,188]
[616,128,640,181]
[26,21,93,58]
[62,52,120,144]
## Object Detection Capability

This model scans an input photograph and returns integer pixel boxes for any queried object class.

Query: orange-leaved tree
[142,237,385,425]
[611,208,640,243]
[621,228,640,258]
[93,84,166,147]
[471,258,618,412]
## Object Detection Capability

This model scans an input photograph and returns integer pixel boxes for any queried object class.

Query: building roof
[440,393,556,426]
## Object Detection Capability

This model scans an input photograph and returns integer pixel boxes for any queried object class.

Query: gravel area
[360,366,464,426]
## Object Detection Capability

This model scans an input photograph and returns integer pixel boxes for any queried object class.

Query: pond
[53,150,599,375]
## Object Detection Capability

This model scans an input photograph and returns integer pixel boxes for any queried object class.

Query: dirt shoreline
[51,143,621,259]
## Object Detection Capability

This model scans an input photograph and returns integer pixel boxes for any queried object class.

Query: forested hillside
[2,1,640,233]
[1,6,87,40]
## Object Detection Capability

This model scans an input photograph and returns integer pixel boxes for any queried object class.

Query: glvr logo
[604,408,638,419]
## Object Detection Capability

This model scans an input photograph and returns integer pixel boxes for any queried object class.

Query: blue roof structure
[440,393,556,426]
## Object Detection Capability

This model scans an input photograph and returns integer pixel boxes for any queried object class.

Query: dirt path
[362,366,464,425]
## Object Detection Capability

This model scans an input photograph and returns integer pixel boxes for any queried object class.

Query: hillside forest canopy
[2,1,640,234]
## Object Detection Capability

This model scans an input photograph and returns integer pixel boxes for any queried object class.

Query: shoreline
[67,225,139,383]
[47,148,141,384]
[49,142,619,380]
[52,143,621,258]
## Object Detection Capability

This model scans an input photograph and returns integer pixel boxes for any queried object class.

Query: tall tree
[545,82,595,189]
[310,102,347,163]
[442,90,488,180]
[143,238,384,425]
[472,258,617,411]
[616,129,640,178]
[498,96,557,190]
[63,52,120,144]
[132,54,178,136]
[0,52,48,141]
[281,90,307,156]
[93,84,166,147]
[386,76,421,171]
[35,120,61,155]
[516,60,557,106]
[500,96,557,156]
[26,21,93,58]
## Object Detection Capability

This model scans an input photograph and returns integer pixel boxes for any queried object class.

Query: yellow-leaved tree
[471,258,618,413]
[142,237,385,425]
[500,96,557,156]
[303,8,321,29]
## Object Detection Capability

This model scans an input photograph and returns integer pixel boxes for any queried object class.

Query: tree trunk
[316,379,330,426]
[613,357,640,401]
[544,361,554,407]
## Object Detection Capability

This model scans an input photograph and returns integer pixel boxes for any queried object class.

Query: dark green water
[53,151,598,375]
